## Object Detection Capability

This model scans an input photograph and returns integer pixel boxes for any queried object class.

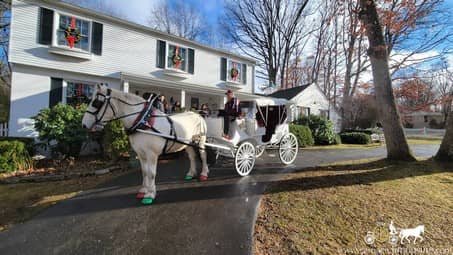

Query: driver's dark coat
[224,97,241,117]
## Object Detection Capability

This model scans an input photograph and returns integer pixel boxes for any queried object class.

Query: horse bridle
[85,88,145,129]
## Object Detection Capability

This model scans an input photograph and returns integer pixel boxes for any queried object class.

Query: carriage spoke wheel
[235,142,256,176]
[255,146,265,158]
[279,133,298,165]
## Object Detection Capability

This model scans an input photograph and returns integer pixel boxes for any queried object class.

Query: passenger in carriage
[222,89,242,140]
[199,103,210,118]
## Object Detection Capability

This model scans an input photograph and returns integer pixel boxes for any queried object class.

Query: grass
[254,159,453,255]
[0,170,132,232]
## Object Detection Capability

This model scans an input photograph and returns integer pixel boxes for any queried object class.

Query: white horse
[399,225,424,244]
[82,84,209,205]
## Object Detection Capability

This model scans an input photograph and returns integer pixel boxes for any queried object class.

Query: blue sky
[102,0,224,26]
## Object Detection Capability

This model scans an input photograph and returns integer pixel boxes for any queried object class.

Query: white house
[8,0,258,137]
[269,83,341,132]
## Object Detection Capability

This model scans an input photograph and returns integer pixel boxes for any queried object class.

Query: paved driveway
[0,144,439,255]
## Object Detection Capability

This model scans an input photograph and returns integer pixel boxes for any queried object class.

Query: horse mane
[110,87,145,104]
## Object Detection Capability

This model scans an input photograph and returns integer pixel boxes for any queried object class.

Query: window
[57,14,90,51]
[298,107,310,118]
[66,82,94,107]
[227,60,242,83]
[320,110,329,119]
[190,97,199,110]
[167,44,188,72]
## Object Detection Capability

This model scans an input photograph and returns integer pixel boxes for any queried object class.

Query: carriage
[203,98,299,176]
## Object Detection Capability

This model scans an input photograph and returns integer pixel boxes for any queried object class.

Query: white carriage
[203,98,299,176]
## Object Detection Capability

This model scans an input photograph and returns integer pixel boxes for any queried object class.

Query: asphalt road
[0,144,439,255]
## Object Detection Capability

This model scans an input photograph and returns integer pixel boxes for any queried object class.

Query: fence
[0,122,8,137]
[403,127,445,138]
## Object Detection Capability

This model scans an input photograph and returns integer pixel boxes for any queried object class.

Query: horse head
[82,83,115,131]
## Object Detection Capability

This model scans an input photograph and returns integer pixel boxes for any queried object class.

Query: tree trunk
[435,112,453,161]
[359,0,415,161]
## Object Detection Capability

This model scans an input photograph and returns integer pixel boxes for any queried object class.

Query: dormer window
[167,44,188,72]
[156,40,195,74]
[38,7,103,57]
[220,57,247,85]
[56,14,90,51]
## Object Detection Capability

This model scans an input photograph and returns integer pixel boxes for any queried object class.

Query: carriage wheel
[255,146,265,158]
[279,133,298,165]
[234,142,256,176]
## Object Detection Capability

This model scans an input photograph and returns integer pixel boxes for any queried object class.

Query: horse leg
[199,136,209,181]
[136,157,147,199]
[141,153,158,205]
[184,146,198,180]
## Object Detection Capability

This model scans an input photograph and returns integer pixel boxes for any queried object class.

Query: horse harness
[85,89,181,154]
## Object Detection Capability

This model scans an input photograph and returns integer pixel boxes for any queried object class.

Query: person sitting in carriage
[222,89,242,140]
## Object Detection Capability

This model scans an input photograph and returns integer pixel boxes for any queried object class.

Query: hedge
[289,124,314,147]
[342,129,374,135]
[0,140,33,173]
[340,132,372,144]
[0,137,35,155]
[296,115,337,145]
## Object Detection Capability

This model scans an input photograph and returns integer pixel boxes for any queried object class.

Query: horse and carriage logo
[364,220,425,246]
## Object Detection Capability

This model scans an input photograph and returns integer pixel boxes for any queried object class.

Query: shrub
[33,103,88,157]
[0,137,35,155]
[334,134,342,145]
[289,124,314,147]
[296,115,337,145]
[0,140,33,173]
[340,132,372,144]
[342,129,374,135]
[102,120,130,160]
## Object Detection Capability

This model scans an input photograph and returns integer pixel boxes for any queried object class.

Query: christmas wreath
[64,17,81,48]
[171,47,184,68]
[230,67,239,80]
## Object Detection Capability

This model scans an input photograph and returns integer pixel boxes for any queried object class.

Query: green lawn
[254,159,453,255]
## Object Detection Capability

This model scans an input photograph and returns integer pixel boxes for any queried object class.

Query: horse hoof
[184,175,193,181]
[136,192,145,199]
[199,175,208,182]
[141,197,154,205]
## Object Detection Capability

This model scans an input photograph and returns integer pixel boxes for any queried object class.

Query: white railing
[403,127,445,137]
[0,122,8,137]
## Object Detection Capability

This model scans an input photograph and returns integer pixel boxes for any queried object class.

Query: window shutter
[156,40,166,68]
[242,63,247,84]
[49,78,63,108]
[220,57,227,81]
[188,48,195,74]
[38,8,54,45]
[91,22,103,55]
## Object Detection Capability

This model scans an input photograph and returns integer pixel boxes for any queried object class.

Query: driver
[223,89,241,139]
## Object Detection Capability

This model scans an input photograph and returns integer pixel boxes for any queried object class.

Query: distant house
[402,111,444,128]
[269,83,341,132]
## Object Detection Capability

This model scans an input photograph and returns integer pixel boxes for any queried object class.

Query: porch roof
[120,72,263,99]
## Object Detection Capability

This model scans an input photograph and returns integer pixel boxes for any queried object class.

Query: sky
[95,0,225,26]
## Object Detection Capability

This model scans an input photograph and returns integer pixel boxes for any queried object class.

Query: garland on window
[65,17,81,48]
[230,63,239,81]
[171,46,183,69]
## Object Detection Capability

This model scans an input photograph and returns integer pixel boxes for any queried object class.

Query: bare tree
[432,60,453,122]
[147,0,206,41]
[359,0,416,161]
[378,0,453,76]
[0,0,11,86]
[222,0,310,87]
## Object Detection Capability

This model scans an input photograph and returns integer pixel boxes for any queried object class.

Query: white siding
[10,0,254,93]
[8,64,120,137]
[292,85,341,132]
